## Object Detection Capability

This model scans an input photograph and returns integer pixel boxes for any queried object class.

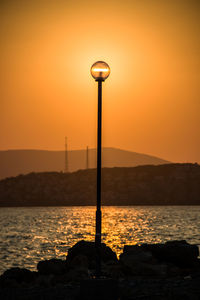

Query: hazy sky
[1,0,200,163]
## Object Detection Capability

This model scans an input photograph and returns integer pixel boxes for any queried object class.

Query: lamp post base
[80,278,119,300]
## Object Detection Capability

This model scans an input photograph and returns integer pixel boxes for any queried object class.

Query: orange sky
[0,0,200,163]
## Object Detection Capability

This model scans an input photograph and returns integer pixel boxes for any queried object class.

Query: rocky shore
[0,240,200,299]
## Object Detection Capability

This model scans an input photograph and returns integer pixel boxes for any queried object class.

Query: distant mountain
[0,164,199,206]
[0,148,169,180]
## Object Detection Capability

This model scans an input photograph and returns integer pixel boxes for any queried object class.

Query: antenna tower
[65,137,68,173]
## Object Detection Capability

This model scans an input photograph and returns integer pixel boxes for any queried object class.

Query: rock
[119,245,161,276]
[0,267,36,287]
[35,274,55,287]
[66,240,117,269]
[141,240,199,268]
[121,240,199,269]
[120,245,154,263]
[166,263,182,277]
[102,262,125,279]
[80,278,119,300]
[140,263,168,277]
[120,259,167,277]
[68,254,89,270]
[37,258,67,275]
[120,240,200,277]
[65,268,89,282]
[119,275,200,300]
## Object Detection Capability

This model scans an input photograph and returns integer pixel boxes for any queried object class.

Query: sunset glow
[0,0,199,163]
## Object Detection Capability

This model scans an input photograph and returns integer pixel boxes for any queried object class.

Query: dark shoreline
[1,240,200,299]
[1,164,200,207]
[1,276,200,300]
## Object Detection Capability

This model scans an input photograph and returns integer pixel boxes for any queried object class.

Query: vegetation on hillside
[0,164,199,206]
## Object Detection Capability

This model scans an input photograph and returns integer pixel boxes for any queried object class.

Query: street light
[90,61,110,278]
[91,61,110,81]
[80,62,117,299]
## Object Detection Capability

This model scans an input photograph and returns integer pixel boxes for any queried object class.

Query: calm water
[0,206,199,275]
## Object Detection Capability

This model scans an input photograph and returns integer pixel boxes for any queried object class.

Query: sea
[0,206,199,275]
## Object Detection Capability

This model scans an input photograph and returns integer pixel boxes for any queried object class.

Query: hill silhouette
[0,148,169,180]
[0,163,199,206]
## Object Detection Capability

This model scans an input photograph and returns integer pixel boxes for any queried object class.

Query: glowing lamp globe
[90,61,110,81]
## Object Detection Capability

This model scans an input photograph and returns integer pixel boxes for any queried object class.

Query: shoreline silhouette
[0,163,199,207]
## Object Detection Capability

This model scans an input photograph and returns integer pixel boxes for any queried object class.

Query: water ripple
[0,206,199,274]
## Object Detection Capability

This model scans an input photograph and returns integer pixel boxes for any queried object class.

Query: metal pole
[95,79,103,278]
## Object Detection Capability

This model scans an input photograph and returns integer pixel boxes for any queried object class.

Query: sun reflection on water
[0,206,199,274]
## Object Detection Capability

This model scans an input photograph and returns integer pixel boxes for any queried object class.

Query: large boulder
[120,240,199,277]
[121,245,154,263]
[37,258,67,275]
[140,240,199,268]
[64,267,89,282]
[102,261,127,279]
[120,246,167,277]
[69,254,89,270]
[66,240,118,269]
[0,267,36,287]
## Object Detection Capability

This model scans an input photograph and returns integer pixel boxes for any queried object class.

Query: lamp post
[90,61,110,277]
[80,62,117,299]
